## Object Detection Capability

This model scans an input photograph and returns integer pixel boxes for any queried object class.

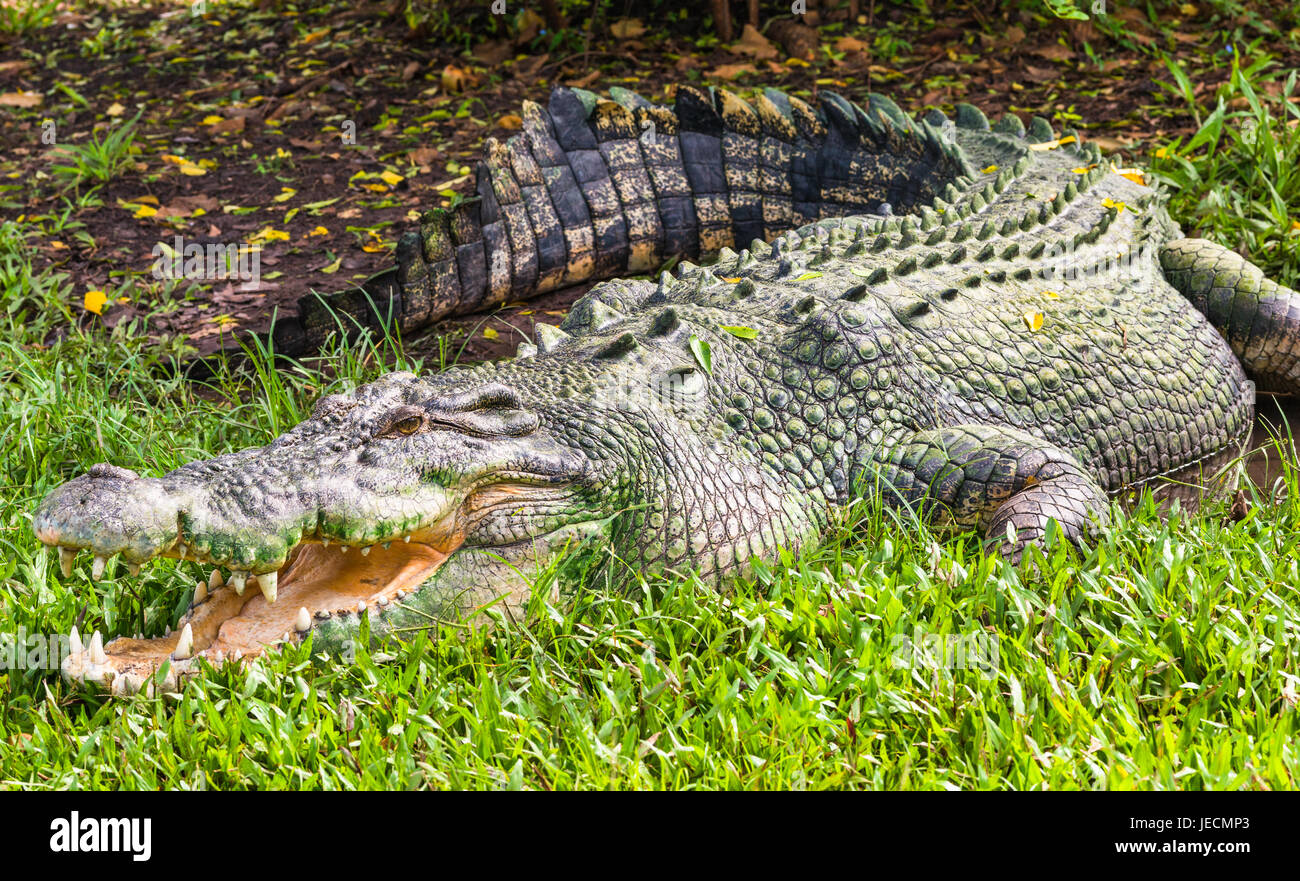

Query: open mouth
[53,523,465,696]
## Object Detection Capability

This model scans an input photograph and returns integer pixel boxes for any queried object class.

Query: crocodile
[33,85,1300,695]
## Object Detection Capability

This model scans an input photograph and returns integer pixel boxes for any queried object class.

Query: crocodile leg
[1160,238,1300,395]
[870,424,1110,561]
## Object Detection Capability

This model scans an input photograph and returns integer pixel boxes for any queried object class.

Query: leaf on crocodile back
[720,325,758,339]
[1022,311,1045,332]
[689,336,713,374]
[793,271,824,281]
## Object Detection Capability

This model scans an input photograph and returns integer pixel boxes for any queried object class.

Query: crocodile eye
[391,415,422,435]
[377,407,425,438]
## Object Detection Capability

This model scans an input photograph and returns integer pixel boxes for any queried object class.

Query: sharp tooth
[403,535,411,543]
[232,650,243,661]
[59,548,76,578]
[315,609,331,620]
[321,538,330,547]
[91,555,107,580]
[176,543,187,559]
[377,596,389,606]
[229,571,247,595]
[360,546,371,556]
[173,623,193,660]
[295,607,311,632]
[355,601,366,613]
[135,632,143,640]
[194,580,208,603]
[69,626,83,656]
[127,562,141,576]
[339,545,348,553]
[89,631,106,665]
[208,569,224,590]
[281,631,290,642]
[382,542,391,550]
[258,571,278,603]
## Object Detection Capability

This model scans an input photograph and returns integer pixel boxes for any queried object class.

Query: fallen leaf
[610,18,647,39]
[84,291,108,314]
[497,113,523,131]
[731,24,778,60]
[833,36,869,53]
[0,91,42,107]
[707,63,757,81]
[106,102,125,117]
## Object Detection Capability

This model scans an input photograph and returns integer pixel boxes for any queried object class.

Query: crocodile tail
[271,85,975,354]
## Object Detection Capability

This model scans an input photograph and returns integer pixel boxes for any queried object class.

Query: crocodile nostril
[87,464,140,481]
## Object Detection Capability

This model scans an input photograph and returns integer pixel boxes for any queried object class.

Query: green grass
[2,47,1300,789]
[1153,56,1300,287]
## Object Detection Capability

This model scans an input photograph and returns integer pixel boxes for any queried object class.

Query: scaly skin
[32,86,1300,694]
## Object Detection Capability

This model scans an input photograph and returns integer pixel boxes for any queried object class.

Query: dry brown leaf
[708,63,757,81]
[0,91,42,108]
[497,114,523,131]
[834,36,870,53]
[566,70,600,89]
[610,18,647,39]
[731,24,778,60]
[211,116,245,135]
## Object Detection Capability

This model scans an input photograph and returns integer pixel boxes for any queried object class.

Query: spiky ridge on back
[274,86,998,354]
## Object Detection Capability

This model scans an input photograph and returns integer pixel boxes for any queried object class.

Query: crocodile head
[33,368,608,694]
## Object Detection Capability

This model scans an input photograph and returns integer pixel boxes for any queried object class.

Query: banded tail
[268,85,975,355]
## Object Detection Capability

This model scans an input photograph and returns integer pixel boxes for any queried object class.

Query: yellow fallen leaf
[179,164,206,176]
[1153,146,1172,159]
[1022,311,1044,332]
[379,170,404,187]
[84,291,108,314]
[309,226,329,236]
[1041,290,1061,299]
[254,227,290,242]
[483,327,499,340]
[982,164,998,174]
[133,204,157,219]
[362,183,388,193]
[106,102,125,117]
[1101,197,1127,213]
[273,187,297,203]
[496,114,523,131]
[201,115,224,125]
[1027,136,1076,151]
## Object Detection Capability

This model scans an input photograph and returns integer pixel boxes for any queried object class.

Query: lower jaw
[59,520,603,695]
[62,539,462,695]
